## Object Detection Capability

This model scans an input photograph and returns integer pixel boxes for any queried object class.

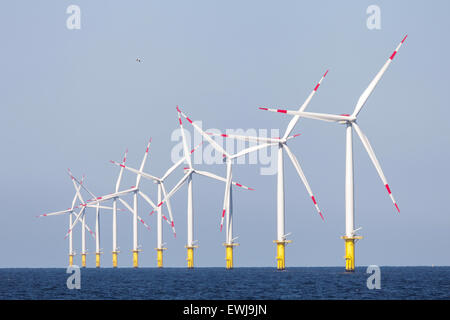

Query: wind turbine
[152,109,254,268]
[109,138,205,268]
[203,70,328,270]
[260,35,406,271]
[67,170,100,267]
[175,106,274,269]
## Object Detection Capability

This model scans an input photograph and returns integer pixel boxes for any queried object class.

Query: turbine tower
[260,35,406,271]
[111,148,128,267]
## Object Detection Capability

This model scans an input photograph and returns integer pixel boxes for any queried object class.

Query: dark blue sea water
[0,267,449,300]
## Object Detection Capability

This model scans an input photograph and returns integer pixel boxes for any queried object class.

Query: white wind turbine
[109,137,205,268]
[151,108,255,268]
[260,35,407,271]
[199,70,328,270]
[175,106,276,269]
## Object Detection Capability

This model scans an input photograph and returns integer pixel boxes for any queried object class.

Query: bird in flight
[136,58,142,63]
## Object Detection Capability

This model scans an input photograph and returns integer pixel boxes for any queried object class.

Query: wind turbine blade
[88,205,114,210]
[259,108,349,122]
[352,35,407,117]
[84,222,96,239]
[283,69,329,139]
[118,198,151,231]
[136,139,152,187]
[115,149,128,192]
[138,191,157,210]
[118,198,134,214]
[161,157,185,181]
[207,132,280,144]
[161,182,177,237]
[154,170,192,213]
[38,208,75,217]
[64,206,86,239]
[83,188,137,206]
[352,123,400,213]
[109,160,160,183]
[178,112,193,169]
[286,133,302,141]
[195,170,255,191]
[177,106,231,158]
[220,161,232,232]
[161,141,204,181]
[68,169,97,201]
[67,169,87,204]
[230,142,278,160]
[70,174,84,209]
[283,145,324,220]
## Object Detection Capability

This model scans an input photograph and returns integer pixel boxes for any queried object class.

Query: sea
[0,267,449,300]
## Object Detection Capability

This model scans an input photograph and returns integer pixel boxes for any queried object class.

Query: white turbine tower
[175,106,275,269]
[153,109,255,268]
[260,35,407,271]
[111,148,128,267]
[110,138,205,267]
[201,70,328,270]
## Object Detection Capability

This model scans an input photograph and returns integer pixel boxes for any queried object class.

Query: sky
[0,0,449,268]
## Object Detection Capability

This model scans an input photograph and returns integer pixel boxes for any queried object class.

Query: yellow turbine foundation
[112,251,118,268]
[81,254,86,268]
[224,243,239,269]
[133,250,140,268]
[341,236,363,272]
[155,248,166,268]
[69,254,74,267]
[274,240,292,270]
[96,253,101,268]
[185,246,197,269]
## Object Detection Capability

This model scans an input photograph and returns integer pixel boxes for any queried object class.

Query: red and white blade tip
[390,35,408,60]
[259,107,287,113]
[401,34,408,43]
[385,184,400,213]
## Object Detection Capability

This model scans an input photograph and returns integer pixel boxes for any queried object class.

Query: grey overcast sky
[0,0,449,268]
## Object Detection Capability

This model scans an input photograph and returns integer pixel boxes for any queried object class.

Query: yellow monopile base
[112,251,118,268]
[81,254,86,268]
[133,250,139,268]
[156,248,166,268]
[341,236,363,272]
[224,243,239,269]
[274,240,292,270]
[186,247,194,269]
[96,253,101,268]
[69,254,74,267]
